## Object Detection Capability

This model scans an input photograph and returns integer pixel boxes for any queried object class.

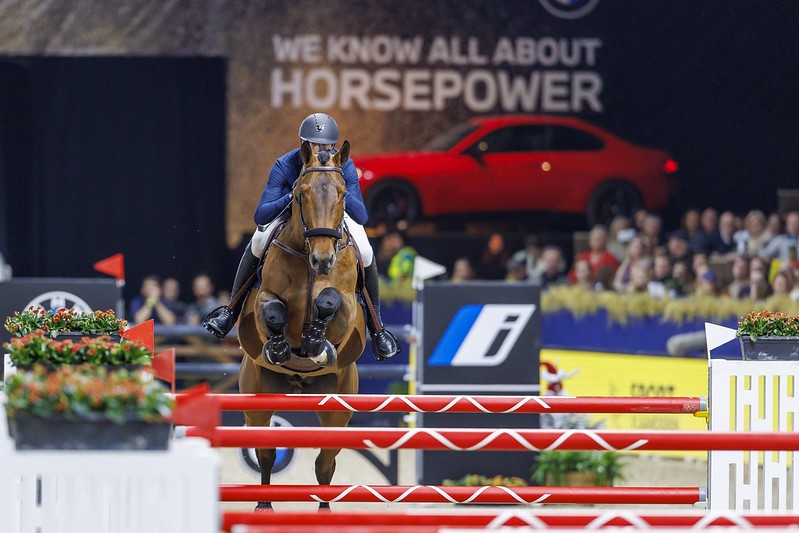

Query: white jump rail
[223,508,799,531]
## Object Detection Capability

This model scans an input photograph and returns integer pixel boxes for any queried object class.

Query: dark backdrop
[0,56,227,305]
[590,2,799,216]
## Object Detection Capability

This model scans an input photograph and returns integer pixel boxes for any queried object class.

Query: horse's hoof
[254,502,274,512]
[301,335,322,359]
[262,338,291,366]
[308,339,337,366]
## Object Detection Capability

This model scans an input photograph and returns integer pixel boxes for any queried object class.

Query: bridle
[294,165,346,250]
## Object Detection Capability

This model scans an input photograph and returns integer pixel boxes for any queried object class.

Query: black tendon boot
[364,262,400,361]
[202,243,260,338]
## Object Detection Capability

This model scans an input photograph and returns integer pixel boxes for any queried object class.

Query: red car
[355,115,678,227]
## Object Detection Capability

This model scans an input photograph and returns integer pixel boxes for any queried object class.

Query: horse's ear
[335,140,350,167]
[300,141,313,165]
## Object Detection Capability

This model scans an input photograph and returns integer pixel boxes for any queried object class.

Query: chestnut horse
[237,140,367,510]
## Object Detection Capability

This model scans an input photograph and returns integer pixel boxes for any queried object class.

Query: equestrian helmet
[298,113,339,145]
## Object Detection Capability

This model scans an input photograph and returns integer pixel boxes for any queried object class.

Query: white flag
[705,322,738,359]
[413,256,446,289]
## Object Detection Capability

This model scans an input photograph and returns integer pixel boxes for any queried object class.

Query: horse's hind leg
[259,297,291,365]
[243,409,277,511]
[302,287,342,366]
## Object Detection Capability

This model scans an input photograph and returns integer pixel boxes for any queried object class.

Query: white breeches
[249,213,374,266]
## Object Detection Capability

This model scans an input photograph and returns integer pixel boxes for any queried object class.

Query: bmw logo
[25,291,93,313]
[237,415,297,478]
[539,0,600,19]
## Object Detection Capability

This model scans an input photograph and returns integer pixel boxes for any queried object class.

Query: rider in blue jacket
[202,113,400,361]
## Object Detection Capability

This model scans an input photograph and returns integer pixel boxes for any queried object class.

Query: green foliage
[3,330,151,367]
[596,449,626,487]
[541,286,799,326]
[385,284,799,326]
[4,307,127,337]
[737,310,799,340]
[531,450,625,487]
[443,474,527,487]
[4,365,173,424]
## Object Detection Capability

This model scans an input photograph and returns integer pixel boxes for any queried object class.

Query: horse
[236,139,367,511]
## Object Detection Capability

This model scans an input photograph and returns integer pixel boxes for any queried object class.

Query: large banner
[269,34,603,114]
[232,1,798,241]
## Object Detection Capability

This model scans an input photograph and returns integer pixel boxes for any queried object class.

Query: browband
[300,166,344,176]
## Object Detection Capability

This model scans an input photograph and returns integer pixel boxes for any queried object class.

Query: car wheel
[586,181,644,228]
[365,180,420,227]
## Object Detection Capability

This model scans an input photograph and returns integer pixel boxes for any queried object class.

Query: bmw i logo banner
[428,304,536,367]
[419,282,541,389]
[417,282,541,485]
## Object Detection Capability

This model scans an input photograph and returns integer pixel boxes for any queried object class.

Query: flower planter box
[14,363,145,373]
[739,336,799,361]
[9,413,171,451]
[50,331,122,343]
[4,331,150,368]
[4,365,174,451]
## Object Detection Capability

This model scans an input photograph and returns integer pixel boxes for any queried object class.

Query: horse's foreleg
[314,410,353,510]
[259,298,291,365]
[255,447,277,511]
[301,287,342,366]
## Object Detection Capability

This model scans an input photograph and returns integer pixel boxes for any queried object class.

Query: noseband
[296,166,345,241]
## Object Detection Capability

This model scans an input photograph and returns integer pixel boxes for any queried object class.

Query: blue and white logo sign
[539,0,600,20]
[428,304,536,366]
[25,291,92,313]
[237,415,296,478]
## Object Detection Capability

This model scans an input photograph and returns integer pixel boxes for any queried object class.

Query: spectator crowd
[128,273,230,326]
[126,207,799,326]
[385,207,799,303]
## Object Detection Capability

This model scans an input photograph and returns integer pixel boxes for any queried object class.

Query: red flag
[171,382,219,436]
[93,253,125,281]
[122,319,154,354]
[152,348,175,391]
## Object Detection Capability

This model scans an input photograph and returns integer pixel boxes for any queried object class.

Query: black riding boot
[202,243,260,338]
[364,262,400,361]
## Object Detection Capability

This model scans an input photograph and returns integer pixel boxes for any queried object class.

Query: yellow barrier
[540,348,708,460]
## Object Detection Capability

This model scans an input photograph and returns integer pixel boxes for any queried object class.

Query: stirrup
[372,328,400,361]
[202,306,234,338]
